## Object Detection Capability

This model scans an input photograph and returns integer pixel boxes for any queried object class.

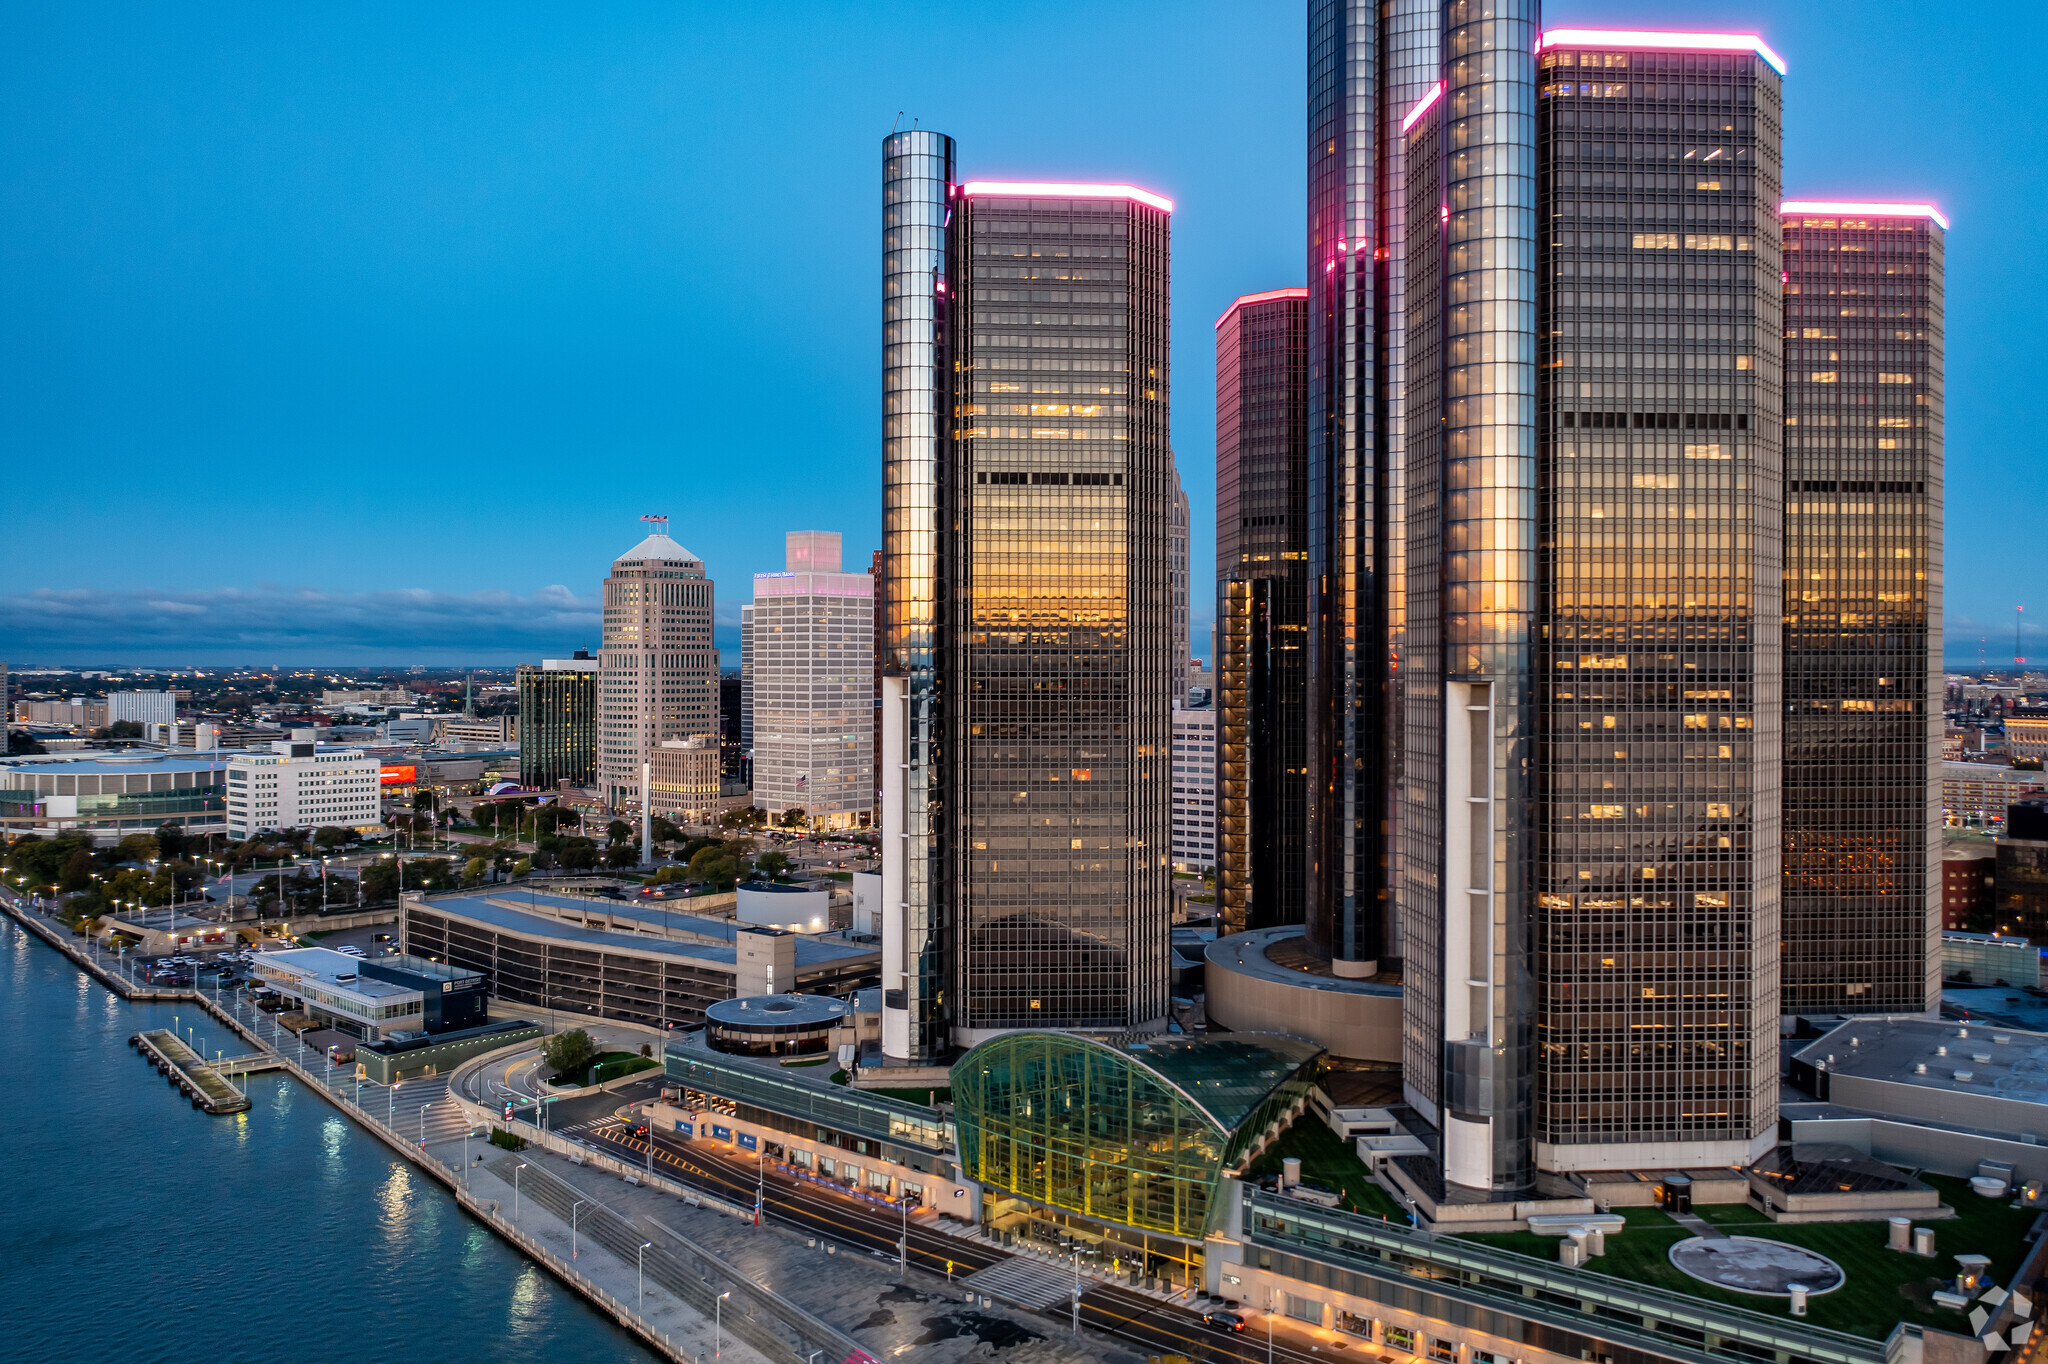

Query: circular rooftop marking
[1668,1237,1845,1296]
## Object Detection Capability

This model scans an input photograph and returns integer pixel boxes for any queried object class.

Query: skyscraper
[1216,288,1310,935]
[1171,466,1191,704]
[1779,202,1946,1016]
[739,604,755,751]
[880,129,955,1062]
[1403,24,1787,1188]
[941,179,1175,1042]
[518,654,598,789]
[1304,0,1440,979]
[749,531,875,831]
[597,520,718,809]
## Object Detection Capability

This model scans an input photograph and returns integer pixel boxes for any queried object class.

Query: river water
[0,916,655,1363]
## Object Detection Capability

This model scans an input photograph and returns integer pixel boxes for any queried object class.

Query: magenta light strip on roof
[1782,200,1950,231]
[1214,287,1309,331]
[1400,81,1445,135]
[1537,28,1787,75]
[960,181,1173,213]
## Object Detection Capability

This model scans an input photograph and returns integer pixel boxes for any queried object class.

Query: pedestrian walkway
[962,1256,1080,1311]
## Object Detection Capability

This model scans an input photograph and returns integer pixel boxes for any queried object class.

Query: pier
[129,1028,252,1114]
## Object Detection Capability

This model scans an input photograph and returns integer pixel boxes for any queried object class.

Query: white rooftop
[616,532,700,565]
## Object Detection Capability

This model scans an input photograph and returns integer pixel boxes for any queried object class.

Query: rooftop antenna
[463,671,474,718]
[888,111,904,134]
[2020,606,2028,670]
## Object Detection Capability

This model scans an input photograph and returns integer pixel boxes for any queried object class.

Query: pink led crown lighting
[959,181,1173,213]
[1537,28,1787,75]
[1782,200,1949,231]
[1401,81,1445,134]
[1215,287,1309,331]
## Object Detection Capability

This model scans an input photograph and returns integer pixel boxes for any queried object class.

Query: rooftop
[706,993,849,1029]
[0,753,227,776]
[249,947,415,1000]
[1793,1016,2048,1107]
[412,890,877,971]
[1120,1033,1324,1132]
[1204,925,1402,996]
[614,531,700,566]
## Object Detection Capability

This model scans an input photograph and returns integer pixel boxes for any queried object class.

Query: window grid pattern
[598,547,717,806]
[1217,293,1310,933]
[518,665,597,789]
[1533,47,1784,1155]
[944,193,1173,1036]
[1779,214,1944,1014]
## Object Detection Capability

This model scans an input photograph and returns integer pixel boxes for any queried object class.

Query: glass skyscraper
[1404,26,1789,1187]
[942,181,1175,1042]
[1216,288,1310,935]
[1779,203,1945,1016]
[517,655,597,790]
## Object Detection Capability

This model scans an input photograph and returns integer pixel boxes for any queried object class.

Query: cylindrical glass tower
[881,129,954,1061]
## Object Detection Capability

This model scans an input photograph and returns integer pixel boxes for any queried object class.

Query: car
[1203,1312,1247,1332]
[338,945,366,957]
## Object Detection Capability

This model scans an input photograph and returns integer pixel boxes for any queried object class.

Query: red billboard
[380,764,417,786]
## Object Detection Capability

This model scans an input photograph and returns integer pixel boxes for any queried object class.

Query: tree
[360,861,400,904]
[462,856,487,886]
[6,732,46,756]
[651,817,683,845]
[154,823,189,861]
[779,808,808,830]
[114,833,160,865]
[559,838,598,871]
[721,806,765,829]
[412,789,439,816]
[540,1028,598,1081]
[59,847,95,893]
[754,849,792,882]
[603,842,639,869]
[313,826,350,851]
[606,819,633,847]
[92,720,144,741]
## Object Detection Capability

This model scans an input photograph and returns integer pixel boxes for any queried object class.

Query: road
[549,1111,1360,1364]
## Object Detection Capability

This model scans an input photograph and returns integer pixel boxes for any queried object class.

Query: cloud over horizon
[1,583,603,665]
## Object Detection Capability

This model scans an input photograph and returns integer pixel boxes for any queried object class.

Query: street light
[571,1199,588,1259]
[638,1240,653,1308]
[716,1290,731,1359]
[515,1161,527,1220]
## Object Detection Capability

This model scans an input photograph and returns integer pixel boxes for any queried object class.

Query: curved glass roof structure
[952,1031,1323,1241]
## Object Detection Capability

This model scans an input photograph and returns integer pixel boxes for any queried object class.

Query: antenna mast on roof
[2019,606,2028,670]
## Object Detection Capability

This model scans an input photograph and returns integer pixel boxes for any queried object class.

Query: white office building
[225,734,382,838]
[1171,705,1217,871]
[739,604,756,750]
[107,691,177,727]
[749,532,874,829]
[598,519,718,809]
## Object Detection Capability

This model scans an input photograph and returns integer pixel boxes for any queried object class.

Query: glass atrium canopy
[952,1031,1324,1241]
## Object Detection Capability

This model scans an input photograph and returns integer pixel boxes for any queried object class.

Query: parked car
[1203,1312,1246,1332]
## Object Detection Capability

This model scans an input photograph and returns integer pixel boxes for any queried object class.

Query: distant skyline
[5,1,2038,666]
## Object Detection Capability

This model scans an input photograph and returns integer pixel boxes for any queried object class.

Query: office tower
[880,129,955,1062]
[648,734,723,824]
[718,672,744,778]
[739,604,755,751]
[1779,202,1946,1015]
[1172,704,1218,871]
[518,654,598,789]
[1305,0,1440,978]
[1216,288,1310,935]
[596,520,718,808]
[941,178,1175,1042]
[750,531,876,830]
[1403,25,1787,1188]
[1171,466,1191,703]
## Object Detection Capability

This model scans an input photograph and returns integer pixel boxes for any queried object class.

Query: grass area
[1242,1114,1406,1220]
[1456,1174,2039,1339]
[870,1085,950,1107]
[783,1056,832,1068]
[549,1050,658,1085]
[823,871,853,882]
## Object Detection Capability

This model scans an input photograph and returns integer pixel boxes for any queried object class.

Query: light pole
[716,1289,730,1359]
[900,1196,908,1273]
[638,1240,653,1307]
[515,1161,527,1220]
[571,1199,588,1260]
[419,1099,431,1151]
[1268,1287,1276,1364]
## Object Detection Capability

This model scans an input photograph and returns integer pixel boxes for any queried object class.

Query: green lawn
[550,1050,658,1085]
[1457,1174,2037,1339]
[1242,1115,1406,1220]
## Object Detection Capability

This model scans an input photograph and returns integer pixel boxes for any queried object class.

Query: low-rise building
[106,690,176,728]
[13,698,109,730]
[225,736,381,837]
[1943,759,2048,828]
[247,947,488,1041]
[1941,843,1995,929]
[1942,929,2040,989]
[440,715,515,746]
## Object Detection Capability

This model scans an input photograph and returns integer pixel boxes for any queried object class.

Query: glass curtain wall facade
[952,1031,1322,1251]
[1531,34,1785,1171]
[517,661,597,789]
[943,185,1173,1040]
[1779,206,1944,1015]
[881,130,955,1060]
[1305,0,1438,978]
[1216,289,1310,935]
[1400,0,1541,1194]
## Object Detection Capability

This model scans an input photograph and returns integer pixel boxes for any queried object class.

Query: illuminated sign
[380,764,417,786]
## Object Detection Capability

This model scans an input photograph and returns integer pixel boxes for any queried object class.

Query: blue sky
[2,1,2038,667]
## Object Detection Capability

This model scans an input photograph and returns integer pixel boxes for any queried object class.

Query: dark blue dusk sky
[2,2,2036,666]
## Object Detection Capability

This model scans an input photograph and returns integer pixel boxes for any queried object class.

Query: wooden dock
[130,1029,252,1114]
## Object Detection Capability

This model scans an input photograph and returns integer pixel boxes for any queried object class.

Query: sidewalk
[439,1134,1132,1364]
